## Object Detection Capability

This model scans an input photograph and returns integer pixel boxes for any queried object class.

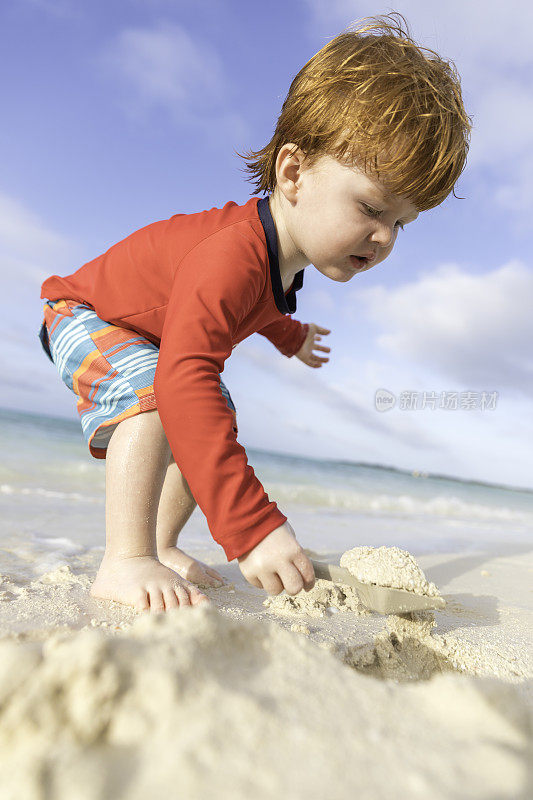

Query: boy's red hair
[235,12,473,211]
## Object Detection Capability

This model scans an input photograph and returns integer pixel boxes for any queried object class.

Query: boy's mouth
[350,255,369,269]
[350,251,377,270]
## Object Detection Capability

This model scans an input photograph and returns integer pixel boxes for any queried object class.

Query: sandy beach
[0,541,531,799]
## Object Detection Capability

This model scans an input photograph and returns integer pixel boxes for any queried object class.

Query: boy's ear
[276,144,306,199]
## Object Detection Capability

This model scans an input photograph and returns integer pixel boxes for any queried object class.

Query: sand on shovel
[340,545,442,596]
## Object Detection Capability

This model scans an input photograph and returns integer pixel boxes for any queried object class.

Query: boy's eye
[362,204,404,231]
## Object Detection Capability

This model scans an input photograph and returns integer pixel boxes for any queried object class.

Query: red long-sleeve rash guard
[40,196,308,560]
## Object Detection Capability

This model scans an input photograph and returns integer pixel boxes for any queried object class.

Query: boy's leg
[104,409,170,560]
[155,455,225,587]
[90,409,210,612]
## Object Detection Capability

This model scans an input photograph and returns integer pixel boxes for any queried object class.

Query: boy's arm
[153,226,288,562]
[256,317,309,358]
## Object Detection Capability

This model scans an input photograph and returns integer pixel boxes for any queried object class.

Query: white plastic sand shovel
[310,559,446,615]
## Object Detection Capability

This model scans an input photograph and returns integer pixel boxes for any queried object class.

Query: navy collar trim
[256,195,304,315]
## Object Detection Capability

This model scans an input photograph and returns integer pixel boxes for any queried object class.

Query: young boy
[38,13,471,613]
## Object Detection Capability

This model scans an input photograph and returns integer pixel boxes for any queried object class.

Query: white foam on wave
[1,484,102,504]
[32,535,85,556]
[2,478,532,526]
[269,483,533,524]
[8,535,88,577]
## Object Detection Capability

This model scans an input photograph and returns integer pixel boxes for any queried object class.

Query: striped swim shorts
[38,299,238,459]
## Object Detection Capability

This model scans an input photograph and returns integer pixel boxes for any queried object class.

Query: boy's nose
[370,225,394,249]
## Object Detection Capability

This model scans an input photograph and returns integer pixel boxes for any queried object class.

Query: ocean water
[1,407,532,582]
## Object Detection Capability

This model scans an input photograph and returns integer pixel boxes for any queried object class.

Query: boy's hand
[295,323,331,367]
[237,521,316,596]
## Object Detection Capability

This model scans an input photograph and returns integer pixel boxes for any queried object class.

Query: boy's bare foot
[90,554,210,612]
[157,546,226,588]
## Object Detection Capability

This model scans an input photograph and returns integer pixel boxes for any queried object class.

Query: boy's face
[274,147,419,281]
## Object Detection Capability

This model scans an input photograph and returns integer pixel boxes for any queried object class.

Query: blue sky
[3,0,532,489]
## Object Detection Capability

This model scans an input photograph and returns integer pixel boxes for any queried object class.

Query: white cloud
[352,260,533,395]
[237,338,445,452]
[302,0,533,70]
[17,0,81,19]
[305,288,336,312]
[465,81,533,166]
[493,152,533,237]
[228,325,533,488]
[97,21,250,145]
[0,191,76,354]
[102,22,226,107]
[0,192,70,266]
